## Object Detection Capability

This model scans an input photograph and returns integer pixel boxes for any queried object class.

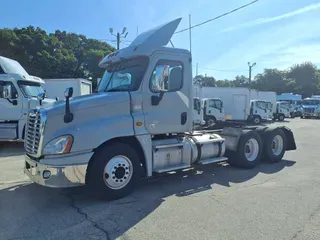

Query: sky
[1,0,320,80]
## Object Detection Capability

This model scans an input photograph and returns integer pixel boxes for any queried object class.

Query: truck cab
[249,100,268,124]
[273,101,290,121]
[202,97,225,125]
[301,98,320,119]
[0,56,56,141]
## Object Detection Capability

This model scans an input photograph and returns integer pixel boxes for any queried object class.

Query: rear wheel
[227,130,263,169]
[87,142,141,200]
[263,128,287,163]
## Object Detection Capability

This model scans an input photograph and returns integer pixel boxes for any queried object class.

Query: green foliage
[195,62,320,98]
[0,26,115,89]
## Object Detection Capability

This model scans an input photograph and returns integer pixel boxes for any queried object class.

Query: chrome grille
[24,110,42,155]
[304,108,315,113]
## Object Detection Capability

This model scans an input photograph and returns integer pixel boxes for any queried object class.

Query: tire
[300,115,304,119]
[252,116,261,125]
[278,115,284,121]
[262,128,287,163]
[206,117,216,126]
[227,130,263,169]
[86,142,141,200]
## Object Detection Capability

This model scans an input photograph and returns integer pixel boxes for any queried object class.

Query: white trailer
[43,78,92,100]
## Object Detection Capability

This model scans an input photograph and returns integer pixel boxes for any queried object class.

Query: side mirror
[64,87,73,98]
[2,85,12,99]
[37,92,45,106]
[37,93,45,101]
[64,87,74,123]
[152,65,170,92]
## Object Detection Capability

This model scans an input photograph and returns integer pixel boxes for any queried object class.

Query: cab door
[254,101,268,120]
[0,81,23,121]
[142,54,192,134]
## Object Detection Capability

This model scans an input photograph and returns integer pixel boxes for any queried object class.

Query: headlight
[43,135,73,155]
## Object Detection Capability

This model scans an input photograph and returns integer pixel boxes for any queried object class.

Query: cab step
[198,157,228,165]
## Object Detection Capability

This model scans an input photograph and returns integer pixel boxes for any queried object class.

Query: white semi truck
[23,18,297,200]
[0,56,56,141]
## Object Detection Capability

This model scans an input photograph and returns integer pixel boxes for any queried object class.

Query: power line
[174,0,259,34]
[193,65,247,73]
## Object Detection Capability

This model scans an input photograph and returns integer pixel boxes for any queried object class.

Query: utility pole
[248,62,256,84]
[196,62,198,76]
[189,14,192,54]
[109,27,128,50]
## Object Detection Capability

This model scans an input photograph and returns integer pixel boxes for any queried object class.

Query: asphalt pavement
[0,118,319,240]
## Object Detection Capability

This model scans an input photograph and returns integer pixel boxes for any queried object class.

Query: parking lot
[0,118,320,240]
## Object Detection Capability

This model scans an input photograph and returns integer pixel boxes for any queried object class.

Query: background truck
[0,56,56,141]
[301,98,320,119]
[199,87,269,124]
[277,92,302,117]
[23,18,296,200]
[43,78,92,100]
[273,101,290,121]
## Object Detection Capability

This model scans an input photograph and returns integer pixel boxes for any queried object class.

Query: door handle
[181,112,187,125]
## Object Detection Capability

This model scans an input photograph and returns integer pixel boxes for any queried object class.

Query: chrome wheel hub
[103,155,133,190]
[271,135,284,156]
[245,138,259,161]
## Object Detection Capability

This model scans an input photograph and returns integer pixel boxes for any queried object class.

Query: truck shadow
[0,159,295,239]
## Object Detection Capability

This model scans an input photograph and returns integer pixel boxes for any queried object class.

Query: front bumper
[303,112,320,117]
[24,152,93,188]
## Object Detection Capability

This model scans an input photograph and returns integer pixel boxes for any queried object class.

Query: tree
[193,75,216,87]
[0,26,115,89]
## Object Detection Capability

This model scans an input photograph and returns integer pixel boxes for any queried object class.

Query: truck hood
[42,92,129,117]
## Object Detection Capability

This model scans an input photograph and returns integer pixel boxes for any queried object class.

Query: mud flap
[280,127,297,151]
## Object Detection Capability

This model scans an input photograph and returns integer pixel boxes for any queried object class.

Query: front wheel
[206,117,216,126]
[278,115,285,121]
[252,116,261,125]
[87,142,141,200]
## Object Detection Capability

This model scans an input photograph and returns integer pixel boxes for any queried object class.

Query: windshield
[209,99,223,110]
[280,102,289,108]
[17,80,45,97]
[255,101,267,109]
[97,56,149,92]
[302,99,320,105]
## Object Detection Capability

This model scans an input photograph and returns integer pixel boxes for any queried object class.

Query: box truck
[199,87,269,124]
[23,18,296,200]
[0,56,57,141]
[43,78,92,100]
